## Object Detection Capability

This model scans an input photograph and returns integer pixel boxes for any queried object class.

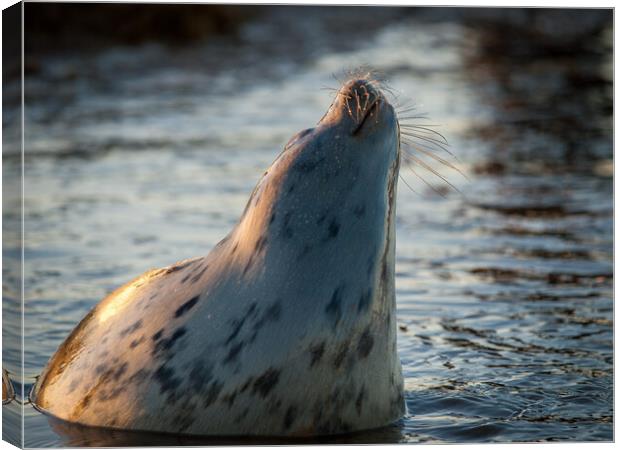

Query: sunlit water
[3,8,613,446]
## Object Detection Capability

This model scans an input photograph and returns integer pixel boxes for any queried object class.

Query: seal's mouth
[340,79,384,136]
[352,98,380,135]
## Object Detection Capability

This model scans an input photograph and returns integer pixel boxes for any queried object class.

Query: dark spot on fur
[358,288,372,312]
[334,343,349,369]
[152,329,164,341]
[191,264,209,283]
[252,368,281,398]
[270,212,276,224]
[255,235,268,252]
[99,385,125,402]
[130,335,145,349]
[316,213,327,225]
[356,386,366,415]
[287,183,295,194]
[226,316,247,344]
[326,218,340,240]
[325,286,343,327]
[294,156,325,173]
[223,390,238,408]
[170,327,187,343]
[119,319,142,337]
[358,328,374,358]
[283,405,297,430]
[128,368,150,383]
[267,398,282,415]
[69,379,81,391]
[224,342,244,364]
[175,296,199,318]
[232,243,239,254]
[152,327,187,356]
[204,380,223,408]
[249,331,258,343]
[281,213,294,239]
[309,342,325,367]
[152,365,182,394]
[265,301,282,322]
[253,299,282,332]
[188,361,213,392]
[240,377,254,393]
[353,204,366,218]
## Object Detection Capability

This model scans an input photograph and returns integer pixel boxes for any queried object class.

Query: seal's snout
[330,78,388,136]
[344,78,380,101]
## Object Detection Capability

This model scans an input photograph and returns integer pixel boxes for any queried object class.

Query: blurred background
[2,4,613,446]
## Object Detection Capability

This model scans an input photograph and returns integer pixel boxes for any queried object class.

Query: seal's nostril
[342,79,382,134]
[345,79,379,102]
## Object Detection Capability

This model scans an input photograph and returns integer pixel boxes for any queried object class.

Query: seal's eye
[285,128,314,150]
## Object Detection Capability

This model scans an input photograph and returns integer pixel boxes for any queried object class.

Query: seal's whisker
[400,125,449,145]
[399,173,419,195]
[360,85,370,112]
[402,141,469,180]
[396,105,423,115]
[403,161,447,198]
[397,114,430,121]
[355,91,362,121]
[400,131,450,153]
[401,130,452,152]
[403,152,461,193]
[399,121,441,127]
[331,71,345,86]
[344,96,354,120]
[374,81,399,101]
[401,137,451,160]
[400,131,454,156]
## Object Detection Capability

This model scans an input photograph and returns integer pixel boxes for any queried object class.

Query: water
[3,7,613,446]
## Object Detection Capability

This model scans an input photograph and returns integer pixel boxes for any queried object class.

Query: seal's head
[322,78,399,138]
[233,77,401,280]
[286,78,400,185]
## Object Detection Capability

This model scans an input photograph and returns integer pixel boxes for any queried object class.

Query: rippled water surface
[3,7,613,446]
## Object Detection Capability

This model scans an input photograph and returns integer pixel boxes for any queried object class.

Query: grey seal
[32,76,405,437]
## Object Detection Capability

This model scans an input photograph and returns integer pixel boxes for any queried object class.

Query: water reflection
[41,414,406,447]
[463,10,612,176]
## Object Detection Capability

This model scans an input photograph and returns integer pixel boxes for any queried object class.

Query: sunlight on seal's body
[32,77,405,436]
